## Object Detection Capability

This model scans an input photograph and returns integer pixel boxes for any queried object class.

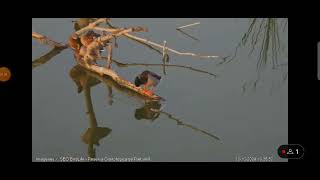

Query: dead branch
[105,22,162,55]
[119,32,218,59]
[176,29,200,42]
[33,18,218,100]
[109,58,217,77]
[74,18,109,36]
[76,60,164,100]
[176,22,201,30]
[162,40,167,58]
[73,65,153,102]
[162,40,167,75]
[106,44,112,68]
[32,31,163,100]
[32,32,67,48]
[83,27,149,64]
[88,19,217,59]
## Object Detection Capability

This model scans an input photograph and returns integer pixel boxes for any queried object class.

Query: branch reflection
[69,65,112,159]
[32,46,67,69]
[69,64,221,158]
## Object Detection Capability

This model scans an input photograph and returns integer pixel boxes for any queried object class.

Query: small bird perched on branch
[135,70,162,95]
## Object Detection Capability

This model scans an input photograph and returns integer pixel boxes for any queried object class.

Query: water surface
[32,18,288,162]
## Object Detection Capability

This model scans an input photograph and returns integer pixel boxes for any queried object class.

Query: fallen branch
[32,30,163,100]
[32,32,67,48]
[71,65,219,143]
[33,19,217,100]
[109,58,217,78]
[83,26,148,63]
[89,19,217,59]
[77,60,164,100]
[120,32,219,59]
[176,29,200,42]
[72,65,153,102]
[176,22,201,30]
[105,22,162,55]
[74,18,109,36]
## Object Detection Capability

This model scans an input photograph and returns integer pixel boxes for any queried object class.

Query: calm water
[32,18,288,162]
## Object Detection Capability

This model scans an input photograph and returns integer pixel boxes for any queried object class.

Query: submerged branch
[32,32,68,69]
[32,32,67,48]
[76,59,164,100]
[83,66,152,102]
[109,58,217,78]
[176,22,201,30]
[177,29,200,42]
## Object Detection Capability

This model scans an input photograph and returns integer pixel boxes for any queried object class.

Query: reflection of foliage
[221,18,287,69]
[220,18,288,94]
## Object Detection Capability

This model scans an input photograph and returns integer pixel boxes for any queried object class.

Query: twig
[94,26,148,34]
[83,27,149,63]
[176,29,200,42]
[122,33,218,59]
[93,21,219,58]
[106,44,113,68]
[74,18,109,36]
[125,35,162,54]
[162,40,167,58]
[32,32,68,69]
[103,21,216,59]
[105,22,162,55]
[176,22,200,30]
[109,58,217,78]
[32,32,67,48]
[162,40,167,75]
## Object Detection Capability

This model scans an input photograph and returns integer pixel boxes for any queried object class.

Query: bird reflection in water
[69,64,220,159]
[134,100,162,121]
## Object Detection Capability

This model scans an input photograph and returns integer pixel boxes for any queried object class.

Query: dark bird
[135,70,162,95]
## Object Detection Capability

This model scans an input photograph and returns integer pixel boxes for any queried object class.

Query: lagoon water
[32,18,288,162]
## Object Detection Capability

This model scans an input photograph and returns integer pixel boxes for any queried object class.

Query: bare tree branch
[108,58,217,78]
